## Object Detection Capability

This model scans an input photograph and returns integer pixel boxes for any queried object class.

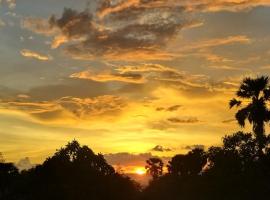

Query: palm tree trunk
[254,122,265,157]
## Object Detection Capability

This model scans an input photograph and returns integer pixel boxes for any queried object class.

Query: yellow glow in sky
[134,167,146,176]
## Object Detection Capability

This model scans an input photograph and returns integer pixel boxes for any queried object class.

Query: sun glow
[135,167,146,175]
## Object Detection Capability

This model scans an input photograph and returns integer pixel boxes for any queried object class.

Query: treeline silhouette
[1,76,270,200]
[0,141,140,200]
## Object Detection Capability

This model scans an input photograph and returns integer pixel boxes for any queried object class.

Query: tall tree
[145,158,163,180]
[167,148,206,177]
[230,76,270,154]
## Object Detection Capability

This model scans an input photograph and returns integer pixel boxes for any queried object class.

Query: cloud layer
[2,95,127,122]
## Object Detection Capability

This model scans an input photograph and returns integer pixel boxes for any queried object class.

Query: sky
[1,0,270,175]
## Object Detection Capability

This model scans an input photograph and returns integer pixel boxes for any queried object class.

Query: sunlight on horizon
[134,167,147,176]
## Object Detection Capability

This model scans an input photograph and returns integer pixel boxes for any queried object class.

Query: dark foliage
[2,134,270,200]
[145,158,163,180]
[141,132,270,200]
[0,141,139,200]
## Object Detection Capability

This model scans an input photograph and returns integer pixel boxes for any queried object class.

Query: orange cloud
[70,63,239,94]
[97,0,140,18]
[20,49,52,61]
[182,35,251,51]
[70,70,145,84]
[97,0,270,17]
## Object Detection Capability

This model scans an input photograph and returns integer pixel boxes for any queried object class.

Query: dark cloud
[184,145,205,150]
[167,105,182,112]
[26,79,111,101]
[156,105,182,112]
[222,118,236,124]
[149,117,200,131]
[105,152,153,166]
[104,152,170,166]
[151,145,171,152]
[167,117,200,124]
[22,1,196,61]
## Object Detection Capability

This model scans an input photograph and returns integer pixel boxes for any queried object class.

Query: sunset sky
[1,0,270,173]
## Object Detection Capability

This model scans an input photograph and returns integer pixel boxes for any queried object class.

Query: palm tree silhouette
[230,76,270,155]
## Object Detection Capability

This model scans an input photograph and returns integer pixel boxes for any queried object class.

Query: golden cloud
[70,63,239,95]
[2,95,127,122]
[20,49,52,61]
[70,70,145,84]
[97,0,270,17]
[70,64,184,84]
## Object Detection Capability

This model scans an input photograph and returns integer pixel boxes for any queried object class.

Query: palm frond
[236,76,269,99]
[229,98,242,108]
[235,107,250,127]
[263,88,270,100]
[256,76,269,91]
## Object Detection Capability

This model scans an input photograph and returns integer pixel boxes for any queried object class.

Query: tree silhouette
[0,162,19,200]
[145,158,163,180]
[167,148,206,177]
[230,76,270,155]
[20,140,139,200]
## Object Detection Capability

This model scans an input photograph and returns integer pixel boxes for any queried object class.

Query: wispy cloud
[167,117,200,124]
[151,145,172,152]
[70,63,237,94]
[70,70,145,84]
[70,64,205,87]
[184,145,205,150]
[156,105,182,112]
[180,35,251,51]
[2,95,127,122]
[20,49,52,61]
